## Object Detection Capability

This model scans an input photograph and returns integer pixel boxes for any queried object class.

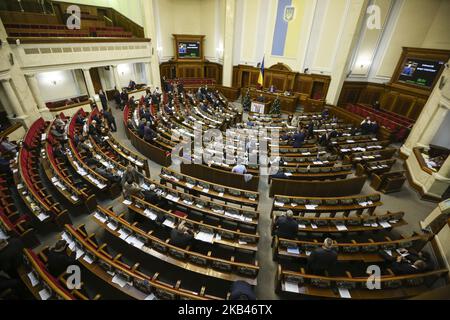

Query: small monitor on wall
[390,48,450,93]
[398,58,445,88]
[173,34,205,61]
[178,41,201,59]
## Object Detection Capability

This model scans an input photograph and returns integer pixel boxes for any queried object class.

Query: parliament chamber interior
[0,0,450,305]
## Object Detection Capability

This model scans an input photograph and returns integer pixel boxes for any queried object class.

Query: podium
[250,100,270,114]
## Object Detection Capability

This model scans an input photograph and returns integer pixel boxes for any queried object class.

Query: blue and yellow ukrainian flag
[271,0,303,57]
[257,57,265,87]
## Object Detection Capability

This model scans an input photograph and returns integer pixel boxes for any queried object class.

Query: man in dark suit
[307,238,338,275]
[380,249,429,275]
[230,280,256,300]
[47,240,77,277]
[391,257,427,275]
[128,80,136,90]
[169,222,194,248]
[274,210,298,239]
[98,89,108,111]
[0,238,24,277]
[292,129,306,148]
[103,109,117,132]
[256,94,265,102]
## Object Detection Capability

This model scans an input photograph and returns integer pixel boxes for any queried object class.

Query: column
[144,62,153,87]
[111,65,122,90]
[1,79,27,119]
[82,68,96,98]
[25,73,52,119]
[140,0,161,88]
[325,0,367,105]
[436,155,450,179]
[0,85,15,118]
[222,0,236,87]
[417,106,448,148]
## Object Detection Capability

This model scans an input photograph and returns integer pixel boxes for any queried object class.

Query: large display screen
[398,58,445,88]
[178,41,201,59]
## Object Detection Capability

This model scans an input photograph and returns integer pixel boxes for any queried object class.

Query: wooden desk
[270,175,367,197]
[242,88,298,113]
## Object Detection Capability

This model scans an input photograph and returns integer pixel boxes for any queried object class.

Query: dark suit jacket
[292,132,305,148]
[47,250,76,277]
[230,280,256,300]
[307,247,338,275]
[274,216,298,239]
[170,229,193,248]
[0,238,24,275]
[391,261,421,275]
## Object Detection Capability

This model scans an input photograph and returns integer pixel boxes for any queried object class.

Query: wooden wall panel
[232,64,330,100]
[338,81,430,121]
[159,61,222,84]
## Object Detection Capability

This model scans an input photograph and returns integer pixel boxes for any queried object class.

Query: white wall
[430,112,450,149]
[116,63,146,87]
[348,0,450,83]
[154,0,224,62]
[36,70,84,102]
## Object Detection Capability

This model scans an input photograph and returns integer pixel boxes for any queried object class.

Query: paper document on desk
[195,231,215,243]
[145,293,157,300]
[94,212,107,223]
[287,247,300,255]
[27,272,39,287]
[284,281,300,293]
[83,254,94,264]
[37,213,50,221]
[163,219,175,228]
[106,222,118,231]
[305,205,318,210]
[75,249,85,260]
[336,224,348,231]
[118,229,130,240]
[144,209,157,220]
[39,288,51,300]
[112,275,127,288]
[379,221,391,228]
[338,288,352,299]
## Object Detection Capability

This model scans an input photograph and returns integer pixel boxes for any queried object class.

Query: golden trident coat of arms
[283,5,295,22]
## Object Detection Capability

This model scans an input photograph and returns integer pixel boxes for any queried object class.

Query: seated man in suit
[169,221,194,248]
[380,248,430,275]
[274,210,298,239]
[256,94,265,102]
[307,238,338,275]
[0,137,18,155]
[0,238,24,278]
[391,257,428,275]
[93,162,121,183]
[47,240,77,277]
[53,143,67,161]
[128,79,137,90]
[292,129,306,148]
[229,280,256,300]
[360,117,372,135]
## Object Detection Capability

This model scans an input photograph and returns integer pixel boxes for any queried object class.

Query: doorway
[89,68,103,94]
